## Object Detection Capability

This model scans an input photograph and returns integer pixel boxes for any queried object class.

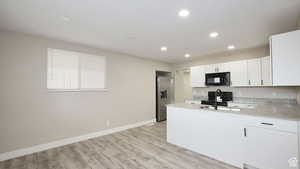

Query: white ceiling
[0,0,300,63]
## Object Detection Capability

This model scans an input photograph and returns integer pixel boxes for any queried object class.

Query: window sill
[47,88,108,92]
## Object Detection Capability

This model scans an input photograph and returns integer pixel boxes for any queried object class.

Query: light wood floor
[0,122,238,169]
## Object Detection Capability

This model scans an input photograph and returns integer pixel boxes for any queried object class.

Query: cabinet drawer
[245,117,298,133]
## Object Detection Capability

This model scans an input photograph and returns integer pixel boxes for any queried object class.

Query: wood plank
[0,122,238,169]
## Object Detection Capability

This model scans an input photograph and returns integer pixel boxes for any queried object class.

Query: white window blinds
[80,53,106,89]
[47,48,106,91]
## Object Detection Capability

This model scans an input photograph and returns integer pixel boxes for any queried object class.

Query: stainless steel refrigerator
[156,76,174,122]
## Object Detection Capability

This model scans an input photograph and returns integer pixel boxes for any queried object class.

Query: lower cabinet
[167,107,245,168]
[244,126,298,169]
[167,107,299,169]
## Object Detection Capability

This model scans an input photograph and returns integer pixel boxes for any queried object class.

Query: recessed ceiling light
[228,45,235,50]
[210,32,219,38]
[178,9,190,18]
[161,46,167,51]
[184,54,191,58]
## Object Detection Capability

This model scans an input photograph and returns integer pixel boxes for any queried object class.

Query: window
[47,48,106,91]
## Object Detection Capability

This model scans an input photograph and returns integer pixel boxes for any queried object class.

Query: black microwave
[205,72,230,86]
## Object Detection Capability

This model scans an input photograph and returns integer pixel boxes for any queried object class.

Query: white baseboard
[0,119,156,162]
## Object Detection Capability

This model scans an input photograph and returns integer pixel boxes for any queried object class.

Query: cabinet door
[247,58,261,86]
[244,127,299,169]
[271,30,300,86]
[190,66,206,87]
[205,64,217,73]
[261,56,272,86]
[229,60,248,86]
[167,107,244,168]
[218,62,231,72]
[205,63,229,73]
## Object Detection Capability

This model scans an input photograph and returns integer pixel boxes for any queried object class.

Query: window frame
[47,48,108,92]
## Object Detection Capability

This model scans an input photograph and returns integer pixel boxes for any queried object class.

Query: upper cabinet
[204,63,230,74]
[230,60,248,87]
[271,30,300,86]
[218,62,231,72]
[204,64,218,73]
[247,58,261,86]
[261,56,272,86]
[190,57,273,88]
[190,66,206,87]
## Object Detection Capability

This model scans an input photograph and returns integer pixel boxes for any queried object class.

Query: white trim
[0,119,156,162]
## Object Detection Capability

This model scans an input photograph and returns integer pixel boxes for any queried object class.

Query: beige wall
[174,70,185,103]
[183,72,193,101]
[174,70,192,103]
[173,46,298,101]
[297,19,300,103]
[0,30,171,153]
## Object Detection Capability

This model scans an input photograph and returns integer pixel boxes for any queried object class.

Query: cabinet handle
[261,122,274,126]
[244,128,247,137]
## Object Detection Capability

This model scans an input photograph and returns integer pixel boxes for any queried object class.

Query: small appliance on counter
[201,90,233,107]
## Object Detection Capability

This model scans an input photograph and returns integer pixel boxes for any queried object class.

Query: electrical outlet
[106,120,110,127]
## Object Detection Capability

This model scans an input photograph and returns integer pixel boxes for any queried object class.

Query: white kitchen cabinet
[167,107,245,168]
[218,62,231,72]
[205,64,218,73]
[167,107,197,152]
[261,56,272,86]
[271,30,300,86]
[190,66,206,87]
[229,60,248,86]
[244,126,298,169]
[190,56,272,87]
[168,106,300,169]
[247,58,261,86]
[205,63,229,73]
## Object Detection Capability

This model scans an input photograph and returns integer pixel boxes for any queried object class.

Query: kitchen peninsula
[167,103,300,169]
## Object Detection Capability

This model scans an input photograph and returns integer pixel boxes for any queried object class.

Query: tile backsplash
[193,86,298,103]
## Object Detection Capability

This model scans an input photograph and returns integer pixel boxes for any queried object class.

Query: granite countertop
[167,103,300,121]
